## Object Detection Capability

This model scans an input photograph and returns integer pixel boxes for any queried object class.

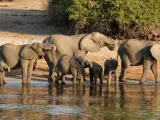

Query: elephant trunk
[101,34,118,51]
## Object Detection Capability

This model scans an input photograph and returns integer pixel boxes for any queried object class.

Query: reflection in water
[0,82,160,120]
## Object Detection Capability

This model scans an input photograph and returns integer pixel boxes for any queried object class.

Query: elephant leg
[27,60,34,84]
[119,66,128,82]
[79,74,84,84]
[44,56,56,82]
[107,71,112,85]
[21,59,29,84]
[2,72,6,84]
[94,75,97,85]
[99,74,103,85]
[140,60,151,84]
[115,70,118,85]
[81,68,86,82]
[119,56,130,82]
[0,72,3,85]
[150,61,158,83]
[55,70,61,84]
[61,75,66,85]
[71,67,78,85]
[73,75,77,85]
[90,70,94,84]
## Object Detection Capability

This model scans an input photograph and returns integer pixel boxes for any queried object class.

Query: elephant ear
[80,33,100,52]
[150,44,160,61]
[20,45,39,60]
[70,57,80,68]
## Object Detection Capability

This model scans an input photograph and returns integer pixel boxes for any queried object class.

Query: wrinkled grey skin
[104,58,118,85]
[0,62,10,85]
[43,32,118,82]
[0,42,56,84]
[84,61,103,85]
[56,56,87,85]
[118,39,160,84]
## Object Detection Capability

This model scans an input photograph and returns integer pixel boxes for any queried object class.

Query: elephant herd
[0,32,159,85]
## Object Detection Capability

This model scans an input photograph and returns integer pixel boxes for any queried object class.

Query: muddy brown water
[0,80,160,120]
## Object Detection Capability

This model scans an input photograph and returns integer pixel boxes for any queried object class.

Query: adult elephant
[118,39,160,84]
[0,42,56,84]
[43,32,118,82]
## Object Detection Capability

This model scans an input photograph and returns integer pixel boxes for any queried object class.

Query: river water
[0,81,160,120]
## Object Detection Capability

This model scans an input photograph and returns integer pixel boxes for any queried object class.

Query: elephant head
[104,58,118,76]
[70,57,82,69]
[150,44,160,60]
[20,42,54,60]
[80,32,118,52]
[81,59,93,69]
[43,44,57,63]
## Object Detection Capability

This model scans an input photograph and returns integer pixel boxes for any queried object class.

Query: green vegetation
[47,0,73,26]
[48,0,160,38]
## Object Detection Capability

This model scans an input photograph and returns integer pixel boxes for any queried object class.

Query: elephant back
[1,44,22,68]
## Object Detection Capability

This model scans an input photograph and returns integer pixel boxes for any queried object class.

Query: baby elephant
[104,58,118,85]
[84,61,103,85]
[0,62,10,85]
[56,56,86,85]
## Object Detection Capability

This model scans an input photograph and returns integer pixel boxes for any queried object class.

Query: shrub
[67,0,160,38]
[47,0,73,26]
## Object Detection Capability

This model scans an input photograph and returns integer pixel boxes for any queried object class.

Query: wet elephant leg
[119,55,130,82]
[2,72,6,84]
[61,75,66,85]
[140,60,151,84]
[150,61,158,83]
[44,56,56,82]
[107,71,112,85]
[71,67,77,85]
[94,76,97,85]
[21,59,29,84]
[99,73,103,85]
[90,70,94,85]
[115,70,118,85]
[0,72,3,85]
[27,60,34,84]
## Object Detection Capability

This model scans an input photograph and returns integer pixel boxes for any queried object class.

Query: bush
[67,0,160,38]
[47,0,73,26]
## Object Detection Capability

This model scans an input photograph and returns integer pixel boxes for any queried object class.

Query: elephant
[0,62,10,85]
[0,42,56,84]
[83,60,103,85]
[43,32,118,82]
[56,56,87,85]
[104,58,118,85]
[118,39,160,84]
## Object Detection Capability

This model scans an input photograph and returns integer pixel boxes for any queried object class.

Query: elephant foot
[107,82,111,85]
[22,82,27,85]
[155,80,159,83]
[48,76,55,83]
[73,82,77,86]
[55,80,60,85]
[3,81,6,84]
[139,81,145,84]
[100,81,103,85]
[61,81,66,85]
[119,80,126,83]
[115,81,119,85]
[27,82,31,85]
